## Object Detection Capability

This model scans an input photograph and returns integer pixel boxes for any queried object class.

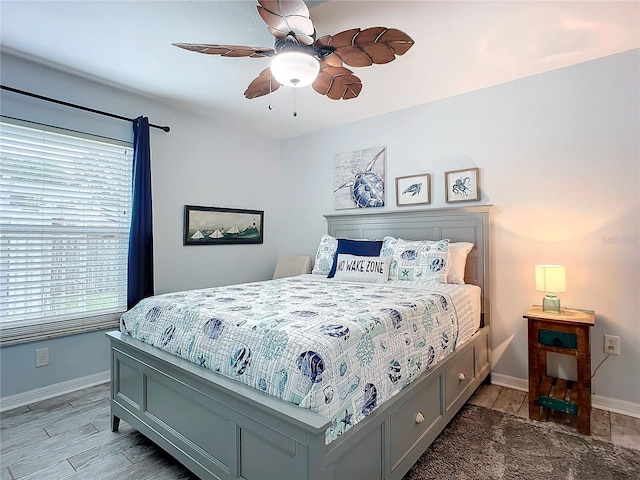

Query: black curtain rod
[1,85,171,133]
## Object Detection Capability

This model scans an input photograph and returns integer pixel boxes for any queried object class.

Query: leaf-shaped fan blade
[315,27,414,67]
[244,68,281,99]
[172,43,275,58]
[312,63,362,100]
[322,52,344,68]
[257,0,315,46]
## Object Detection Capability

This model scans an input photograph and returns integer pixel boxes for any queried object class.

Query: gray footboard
[107,326,490,480]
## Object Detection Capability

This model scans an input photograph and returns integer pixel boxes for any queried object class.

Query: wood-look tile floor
[1,382,639,479]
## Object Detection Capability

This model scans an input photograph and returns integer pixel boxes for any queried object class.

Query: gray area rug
[403,405,639,480]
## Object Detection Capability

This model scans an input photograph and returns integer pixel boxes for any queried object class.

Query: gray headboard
[324,206,492,327]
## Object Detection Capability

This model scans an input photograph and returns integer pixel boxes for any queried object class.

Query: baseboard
[490,373,640,419]
[491,373,529,392]
[592,395,640,419]
[0,370,110,412]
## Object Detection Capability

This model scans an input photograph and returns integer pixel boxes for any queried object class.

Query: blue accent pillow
[327,239,383,278]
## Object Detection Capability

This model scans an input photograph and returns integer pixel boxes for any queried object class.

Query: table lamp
[535,265,566,313]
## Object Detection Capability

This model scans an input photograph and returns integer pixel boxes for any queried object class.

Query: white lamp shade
[270,51,320,88]
[535,265,566,293]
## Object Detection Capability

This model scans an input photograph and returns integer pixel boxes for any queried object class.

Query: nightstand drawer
[538,329,577,349]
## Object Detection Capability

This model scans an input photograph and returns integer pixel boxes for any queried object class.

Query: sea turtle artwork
[333,146,386,209]
[402,183,421,196]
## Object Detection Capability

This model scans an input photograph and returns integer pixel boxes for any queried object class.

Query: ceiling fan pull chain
[268,73,273,111]
[293,88,298,117]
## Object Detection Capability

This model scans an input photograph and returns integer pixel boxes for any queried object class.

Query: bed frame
[107,206,492,480]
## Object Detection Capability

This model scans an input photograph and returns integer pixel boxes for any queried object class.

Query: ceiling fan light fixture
[270,51,320,88]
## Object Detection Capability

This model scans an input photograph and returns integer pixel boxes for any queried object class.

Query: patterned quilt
[120,276,476,443]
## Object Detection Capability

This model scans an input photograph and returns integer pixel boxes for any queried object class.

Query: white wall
[150,111,281,294]
[278,50,640,407]
[0,53,281,397]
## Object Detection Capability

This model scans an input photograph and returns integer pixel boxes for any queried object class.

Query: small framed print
[395,174,431,206]
[445,168,480,203]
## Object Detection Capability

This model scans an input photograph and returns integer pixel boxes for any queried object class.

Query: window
[0,117,133,345]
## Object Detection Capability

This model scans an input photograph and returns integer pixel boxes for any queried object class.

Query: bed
[107,206,492,480]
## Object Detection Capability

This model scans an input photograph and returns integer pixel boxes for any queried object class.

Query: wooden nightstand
[523,305,595,435]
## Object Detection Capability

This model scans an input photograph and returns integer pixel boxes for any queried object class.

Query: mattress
[120,275,480,443]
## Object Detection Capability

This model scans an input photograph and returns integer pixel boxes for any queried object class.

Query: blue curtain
[128,116,154,309]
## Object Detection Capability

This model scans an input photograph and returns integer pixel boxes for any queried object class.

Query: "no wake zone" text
[337,259,386,274]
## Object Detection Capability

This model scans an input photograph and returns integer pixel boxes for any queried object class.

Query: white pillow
[447,242,474,284]
[381,236,449,283]
[311,234,338,275]
[333,254,391,283]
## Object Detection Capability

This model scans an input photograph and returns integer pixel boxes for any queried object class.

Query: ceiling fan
[173,0,414,101]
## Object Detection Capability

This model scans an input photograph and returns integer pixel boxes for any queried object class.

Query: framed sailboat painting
[183,205,264,245]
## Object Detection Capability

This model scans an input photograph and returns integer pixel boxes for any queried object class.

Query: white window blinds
[0,117,133,345]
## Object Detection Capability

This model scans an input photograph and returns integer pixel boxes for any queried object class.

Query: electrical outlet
[604,335,620,356]
[36,347,49,367]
